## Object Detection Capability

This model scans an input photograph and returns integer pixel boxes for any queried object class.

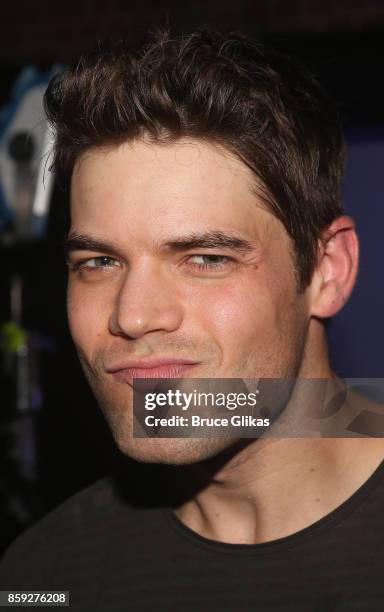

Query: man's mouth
[106,358,200,386]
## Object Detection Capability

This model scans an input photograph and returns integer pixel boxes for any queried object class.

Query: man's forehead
[69,138,283,249]
[70,138,259,208]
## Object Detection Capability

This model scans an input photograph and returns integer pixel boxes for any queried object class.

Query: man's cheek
[66,286,103,349]
[195,286,264,342]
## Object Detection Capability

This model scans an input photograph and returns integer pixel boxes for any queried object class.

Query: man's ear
[309,216,359,318]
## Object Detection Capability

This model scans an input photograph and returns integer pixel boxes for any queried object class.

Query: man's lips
[106,358,200,385]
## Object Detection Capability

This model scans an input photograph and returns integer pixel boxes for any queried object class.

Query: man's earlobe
[309,216,359,319]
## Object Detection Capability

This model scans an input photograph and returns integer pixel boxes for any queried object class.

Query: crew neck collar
[163,456,384,556]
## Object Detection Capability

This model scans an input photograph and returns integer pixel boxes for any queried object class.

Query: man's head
[44,27,358,463]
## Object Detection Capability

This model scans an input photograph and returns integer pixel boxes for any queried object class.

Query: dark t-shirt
[1,460,384,611]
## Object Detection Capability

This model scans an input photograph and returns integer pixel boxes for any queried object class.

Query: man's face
[68,138,310,463]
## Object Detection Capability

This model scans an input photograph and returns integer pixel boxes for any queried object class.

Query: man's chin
[114,435,237,465]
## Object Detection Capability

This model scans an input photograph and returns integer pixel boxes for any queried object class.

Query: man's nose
[108,262,184,339]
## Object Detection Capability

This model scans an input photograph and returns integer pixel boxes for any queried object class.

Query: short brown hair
[44,26,345,290]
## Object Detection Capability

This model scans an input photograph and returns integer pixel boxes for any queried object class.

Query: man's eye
[186,254,234,269]
[69,256,120,271]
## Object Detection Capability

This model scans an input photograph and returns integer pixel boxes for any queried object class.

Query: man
[1,26,384,611]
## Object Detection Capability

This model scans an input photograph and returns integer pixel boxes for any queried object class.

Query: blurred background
[0,0,383,556]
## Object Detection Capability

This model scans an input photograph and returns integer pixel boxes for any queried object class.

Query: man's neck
[173,435,384,544]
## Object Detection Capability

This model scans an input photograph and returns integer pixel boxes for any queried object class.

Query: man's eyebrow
[163,231,257,253]
[63,234,122,258]
[63,230,258,258]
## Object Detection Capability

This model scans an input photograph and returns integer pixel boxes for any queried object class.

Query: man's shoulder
[7,477,114,545]
[0,476,130,588]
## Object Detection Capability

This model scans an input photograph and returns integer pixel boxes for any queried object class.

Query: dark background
[0,0,383,555]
